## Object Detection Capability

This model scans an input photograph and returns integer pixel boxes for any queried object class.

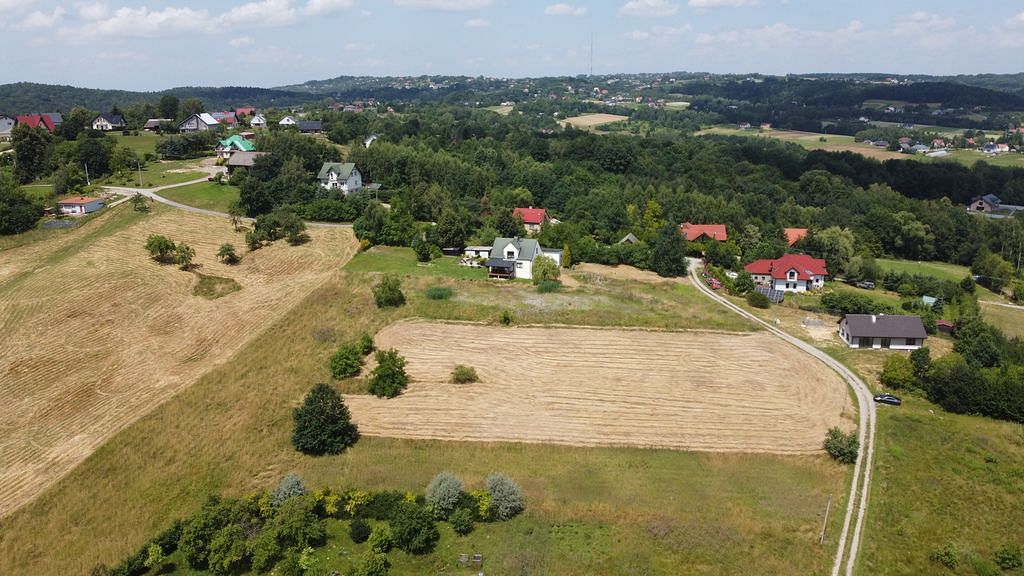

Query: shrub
[216,243,240,264]
[823,427,859,464]
[413,238,434,262]
[929,542,959,569]
[359,333,375,355]
[499,309,514,325]
[373,274,406,308]
[469,489,491,521]
[329,344,364,379]
[143,543,164,572]
[450,508,475,536]
[362,490,406,520]
[247,529,282,573]
[271,473,308,507]
[746,291,771,309]
[995,544,1024,570]
[368,523,394,553]
[426,472,465,519]
[207,524,246,576]
[451,365,479,384]
[292,383,359,455]
[130,194,150,213]
[175,242,195,270]
[880,354,916,390]
[368,349,408,398]
[349,517,371,543]
[389,502,440,555]
[425,286,453,300]
[486,473,525,521]
[971,556,1001,576]
[353,551,390,576]
[536,279,561,293]
[269,495,326,549]
[532,255,560,284]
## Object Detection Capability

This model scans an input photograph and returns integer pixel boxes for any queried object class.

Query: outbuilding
[57,196,104,215]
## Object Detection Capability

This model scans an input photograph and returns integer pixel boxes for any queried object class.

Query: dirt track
[0,206,356,518]
[346,321,852,453]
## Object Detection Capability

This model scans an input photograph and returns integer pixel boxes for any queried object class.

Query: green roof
[217,135,255,152]
[317,162,356,181]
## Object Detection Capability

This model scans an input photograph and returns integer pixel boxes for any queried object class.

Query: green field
[875,258,970,284]
[109,131,163,156]
[345,246,489,280]
[19,184,53,202]
[158,181,240,213]
[121,159,209,188]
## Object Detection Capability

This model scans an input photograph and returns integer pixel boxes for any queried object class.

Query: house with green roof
[215,135,256,159]
[317,162,363,194]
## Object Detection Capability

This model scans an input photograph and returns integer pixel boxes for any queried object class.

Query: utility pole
[83,163,90,186]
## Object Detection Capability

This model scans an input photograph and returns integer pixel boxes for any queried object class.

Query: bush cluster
[746,290,771,309]
[450,365,479,384]
[373,274,406,308]
[425,286,453,300]
[823,427,859,464]
[368,349,409,398]
[291,384,359,455]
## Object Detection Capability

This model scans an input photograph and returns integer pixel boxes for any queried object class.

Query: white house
[839,314,927,350]
[91,113,125,131]
[0,114,14,141]
[744,253,827,292]
[250,114,267,128]
[317,162,363,194]
[178,113,219,132]
[57,196,104,215]
[279,116,297,126]
[483,237,562,280]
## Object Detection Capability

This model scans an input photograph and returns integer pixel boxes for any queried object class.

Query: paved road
[686,260,876,576]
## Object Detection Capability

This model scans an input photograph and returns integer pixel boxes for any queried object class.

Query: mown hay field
[0,204,356,519]
[561,113,630,128]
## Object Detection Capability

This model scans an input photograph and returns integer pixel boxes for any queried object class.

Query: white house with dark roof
[484,237,562,280]
[839,314,927,350]
[317,162,363,193]
[178,113,220,132]
[91,113,125,131]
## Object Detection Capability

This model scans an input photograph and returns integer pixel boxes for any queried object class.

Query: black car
[873,393,902,406]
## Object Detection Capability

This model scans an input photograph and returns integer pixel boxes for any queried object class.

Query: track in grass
[346,321,853,453]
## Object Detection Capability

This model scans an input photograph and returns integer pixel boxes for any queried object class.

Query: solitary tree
[292,383,359,455]
[531,255,560,284]
[175,242,196,270]
[145,234,177,263]
[130,194,150,213]
[216,243,239,264]
[373,274,406,308]
[425,472,465,519]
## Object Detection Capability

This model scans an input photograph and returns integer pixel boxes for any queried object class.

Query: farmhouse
[0,114,14,140]
[839,314,927,350]
[215,135,256,159]
[513,207,550,234]
[317,162,363,193]
[178,113,219,132]
[57,196,104,215]
[91,113,125,131]
[680,223,727,242]
[744,253,827,292]
[784,227,808,247]
[484,237,562,280]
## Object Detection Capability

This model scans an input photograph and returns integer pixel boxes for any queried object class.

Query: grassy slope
[0,255,852,575]
[109,131,162,156]
[158,181,240,213]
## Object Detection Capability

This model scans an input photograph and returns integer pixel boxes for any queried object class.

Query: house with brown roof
[57,196,104,215]
[744,253,827,292]
[513,207,551,234]
[784,228,808,247]
[839,314,927,350]
[679,223,727,242]
[226,151,268,174]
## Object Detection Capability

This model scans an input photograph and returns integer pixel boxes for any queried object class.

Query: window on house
[906,338,917,347]
[858,337,871,347]
[516,262,523,269]
[506,250,514,259]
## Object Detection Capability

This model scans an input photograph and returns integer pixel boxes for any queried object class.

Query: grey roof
[484,257,514,269]
[95,113,124,125]
[618,233,640,244]
[490,237,540,263]
[297,120,322,131]
[843,314,927,339]
[226,151,268,167]
[973,194,1001,206]
[45,112,62,124]
[318,162,356,180]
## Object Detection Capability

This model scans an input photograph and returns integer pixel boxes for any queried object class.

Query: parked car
[709,278,722,290]
[873,393,902,406]
[855,281,876,290]
[725,271,739,279]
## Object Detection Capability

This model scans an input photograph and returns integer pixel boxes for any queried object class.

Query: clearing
[561,113,630,128]
[346,321,853,453]
[698,126,907,161]
[484,105,514,115]
[0,203,356,519]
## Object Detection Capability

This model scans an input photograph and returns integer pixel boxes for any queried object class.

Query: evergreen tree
[291,383,359,455]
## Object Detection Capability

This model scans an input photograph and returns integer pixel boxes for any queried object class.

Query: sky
[2,0,1024,91]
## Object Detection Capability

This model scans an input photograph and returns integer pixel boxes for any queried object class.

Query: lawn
[158,180,240,213]
[345,246,489,280]
[876,258,971,284]
[109,131,163,156]
[101,158,210,189]
[19,184,53,202]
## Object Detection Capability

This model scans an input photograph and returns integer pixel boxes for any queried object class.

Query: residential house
[484,237,562,280]
[91,113,125,131]
[839,314,927,350]
[210,111,237,126]
[932,138,946,149]
[784,227,808,247]
[297,120,323,134]
[618,233,640,244]
[317,162,363,194]
[225,151,268,174]
[235,107,256,118]
[513,207,551,234]
[178,113,220,132]
[679,223,727,242]
[744,253,827,292]
[250,114,267,128]
[16,114,55,133]
[969,194,1001,213]
[0,114,14,141]
[142,118,173,131]
[215,135,256,159]
[57,196,104,215]
[43,112,62,128]
[279,116,297,126]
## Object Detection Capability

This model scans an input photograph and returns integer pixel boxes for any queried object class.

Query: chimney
[871,315,877,323]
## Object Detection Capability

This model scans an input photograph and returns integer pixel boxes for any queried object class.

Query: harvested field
[0,205,356,518]
[347,321,852,453]
[572,262,685,284]
[561,113,629,128]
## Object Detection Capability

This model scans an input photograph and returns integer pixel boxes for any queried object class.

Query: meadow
[157,180,240,213]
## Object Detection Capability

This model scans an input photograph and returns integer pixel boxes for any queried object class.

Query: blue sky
[2,0,1023,90]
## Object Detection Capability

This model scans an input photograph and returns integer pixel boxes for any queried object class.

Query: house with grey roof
[484,237,562,280]
[297,120,322,134]
[178,113,220,132]
[226,151,268,174]
[317,162,363,194]
[839,314,927,350]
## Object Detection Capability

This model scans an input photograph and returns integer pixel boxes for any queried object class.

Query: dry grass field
[347,321,853,453]
[0,204,356,519]
[698,126,906,161]
[561,112,629,128]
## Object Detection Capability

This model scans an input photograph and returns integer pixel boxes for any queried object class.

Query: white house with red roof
[513,207,551,234]
[680,223,727,242]
[744,253,827,292]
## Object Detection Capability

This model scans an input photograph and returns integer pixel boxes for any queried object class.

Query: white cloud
[653,23,691,36]
[96,50,148,62]
[689,0,758,7]
[696,20,869,50]
[229,35,254,47]
[892,11,956,36]
[464,18,490,28]
[76,2,109,20]
[16,7,66,30]
[0,0,32,13]
[619,0,679,17]
[64,5,214,37]
[302,0,354,16]
[393,0,492,11]
[218,0,297,28]
[623,29,651,41]
[544,3,586,16]
[1009,11,1024,29]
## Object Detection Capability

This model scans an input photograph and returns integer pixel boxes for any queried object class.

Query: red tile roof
[16,114,55,133]
[744,253,827,281]
[235,107,256,117]
[680,223,727,242]
[513,207,549,225]
[784,228,808,246]
[57,196,102,205]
